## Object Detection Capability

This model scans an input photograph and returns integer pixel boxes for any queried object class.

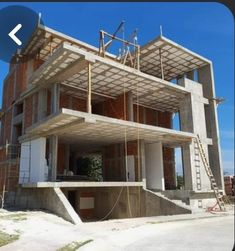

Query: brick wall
[60,92,87,112]
[15,62,28,99]
[133,105,145,124]
[0,163,19,194]
[3,72,15,110]
[2,109,13,144]
[145,107,158,126]
[72,97,86,112]
[163,147,176,189]
[57,143,66,175]
[93,93,128,120]
[24,96,33,131]
[33,58,44,71]
[0,148,6,162]
[60,93,70,109]
[0,58,45,194]
[96,93,174,186]
[158,111,172,128]
[133,105,172,129]
[224,176,234,196]
[103,140,141,182]
[2,62,28,110]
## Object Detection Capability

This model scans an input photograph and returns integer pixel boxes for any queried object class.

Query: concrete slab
[22,108,194,146]
[22,181,144,188]
[28,42,189,112]
[140,35,210,80]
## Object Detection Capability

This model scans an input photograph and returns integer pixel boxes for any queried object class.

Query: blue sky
[0,2,234,175]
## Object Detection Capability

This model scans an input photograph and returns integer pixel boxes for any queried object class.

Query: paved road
[81,216,234,251]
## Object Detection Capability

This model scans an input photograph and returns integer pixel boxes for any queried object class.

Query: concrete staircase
[145,188,192,212]
[151,190,209,213]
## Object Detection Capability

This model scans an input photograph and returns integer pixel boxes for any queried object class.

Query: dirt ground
[0,207,234,251]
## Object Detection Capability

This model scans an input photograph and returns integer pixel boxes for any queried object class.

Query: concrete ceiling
[140,36,209,81]
[29,43,188,113]
[24,108,194,148]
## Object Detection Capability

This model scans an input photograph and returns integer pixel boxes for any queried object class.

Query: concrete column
[51,83,60,114]
[181,143,194,190]
[38,88,48,121]
[179,94,193,133]
[145,142,165,191]
[29,137,46,182]
[19,141,31,183]
[179,78,211,191]
[198,64,224,190]
[49,135,58,181]
[127,91,134,121]
[140,140,146,188]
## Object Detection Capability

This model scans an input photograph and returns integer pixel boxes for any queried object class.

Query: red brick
[15,62,28,99]
[158,111,172,128]
[163,147,175,189]
[24,96,33,131]
[57,143,66,174]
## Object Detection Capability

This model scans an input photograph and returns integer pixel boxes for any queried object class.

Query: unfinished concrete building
[0,23,225,223]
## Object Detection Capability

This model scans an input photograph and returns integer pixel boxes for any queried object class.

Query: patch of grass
[57,239,93,251]
[0,230,19,247]
[0,213,27,222]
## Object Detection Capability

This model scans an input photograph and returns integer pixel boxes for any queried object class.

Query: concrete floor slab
[22,108,194,147]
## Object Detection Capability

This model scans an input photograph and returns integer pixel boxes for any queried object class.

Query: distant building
[224,176,235,196]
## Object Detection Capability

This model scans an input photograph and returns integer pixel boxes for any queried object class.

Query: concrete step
[171,199,187,206]
[148,190,192,211]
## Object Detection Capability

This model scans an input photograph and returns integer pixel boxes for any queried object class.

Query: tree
[177,175,184,189]
[76,156,103,181]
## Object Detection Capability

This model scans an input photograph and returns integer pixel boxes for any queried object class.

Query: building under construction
[0,23,225,223]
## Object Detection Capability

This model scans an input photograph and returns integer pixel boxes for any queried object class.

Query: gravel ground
[0,207,234,251]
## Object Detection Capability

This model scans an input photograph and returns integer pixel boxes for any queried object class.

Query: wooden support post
[159,48,164,80]
[87,62,92,113]
[101,31,105,57]
[137,45,140,71]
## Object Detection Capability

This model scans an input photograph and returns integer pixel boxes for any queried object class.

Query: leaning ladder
[194,135,225,211]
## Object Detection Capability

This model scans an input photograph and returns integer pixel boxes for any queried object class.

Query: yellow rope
[136,82,141,216]
[123,85,132,218]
